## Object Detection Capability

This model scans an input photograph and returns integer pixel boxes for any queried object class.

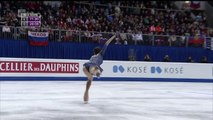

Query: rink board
[0,57,213,82]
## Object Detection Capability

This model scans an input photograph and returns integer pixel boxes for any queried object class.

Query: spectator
[200,56,208,63]
[132,30,143,45]
[120,31,127,41]
[99,36,108,45]
[114,37,122,45]
[123,39,128,45]
[179,35,186,46]
[168,34,177,46]
[163,55,171,62]
[149,24,155,33]
[2,23,10,32]
[155,24,162,33]
[2,23,11,39]
[144,54,151,61]
[186,56,194,62]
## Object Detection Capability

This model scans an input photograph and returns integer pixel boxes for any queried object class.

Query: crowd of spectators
[0,1,212,46]
[0,1,211,34]
[0,1,211,63]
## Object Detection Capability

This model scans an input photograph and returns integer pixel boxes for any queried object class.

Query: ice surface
[0,81,212,120]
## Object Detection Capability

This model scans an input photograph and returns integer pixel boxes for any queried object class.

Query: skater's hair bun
[93,47,101,55]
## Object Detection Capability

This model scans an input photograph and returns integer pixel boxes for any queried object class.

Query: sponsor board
[0,61,79,73]
[102,61,213,79]
[0,58,212,80]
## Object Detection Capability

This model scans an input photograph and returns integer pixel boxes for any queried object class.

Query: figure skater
[83,35,116,104]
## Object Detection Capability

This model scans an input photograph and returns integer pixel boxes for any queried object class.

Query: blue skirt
[83,62,103,73]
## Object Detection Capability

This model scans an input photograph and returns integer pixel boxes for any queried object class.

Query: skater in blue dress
[83,35,116,104]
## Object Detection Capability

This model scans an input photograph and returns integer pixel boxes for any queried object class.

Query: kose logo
[113,65,125,73]
[151,66,162,74]
[127,66,147,73]
[151,66,183,74]
[113,65,147,73]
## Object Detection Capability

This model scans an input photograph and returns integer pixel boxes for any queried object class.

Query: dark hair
[93,47,101,55]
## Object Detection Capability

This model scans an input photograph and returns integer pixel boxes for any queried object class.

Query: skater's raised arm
[100,35,116,56]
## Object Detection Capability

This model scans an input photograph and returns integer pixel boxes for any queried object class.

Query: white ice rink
[0,81,213,120]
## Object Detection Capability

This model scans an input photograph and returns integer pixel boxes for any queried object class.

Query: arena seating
[0,1,210,37]
[0,1,212,63]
